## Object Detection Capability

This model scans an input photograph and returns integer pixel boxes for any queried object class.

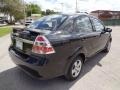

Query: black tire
[65,56,83,81]
[103,41,111,53]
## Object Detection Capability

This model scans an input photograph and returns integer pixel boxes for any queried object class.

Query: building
[90,10,120,20]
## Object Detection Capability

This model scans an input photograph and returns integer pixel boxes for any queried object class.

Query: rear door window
[58,18,74,34]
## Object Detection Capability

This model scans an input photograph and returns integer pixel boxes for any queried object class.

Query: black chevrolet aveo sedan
[9,13,112,81]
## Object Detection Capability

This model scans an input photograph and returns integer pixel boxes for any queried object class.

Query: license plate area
[16,40,23,50]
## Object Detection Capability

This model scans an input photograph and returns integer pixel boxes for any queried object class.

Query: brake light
[32,35,55,54]
[36,36,45,41]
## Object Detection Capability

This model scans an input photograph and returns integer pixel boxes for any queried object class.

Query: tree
[26,3,41,17]
[41,11,46,16]
[41,9,57,16]
[46,9,51,15]
[0,0,24,23]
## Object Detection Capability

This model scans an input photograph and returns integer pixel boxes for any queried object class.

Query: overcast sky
[26,0,120,12]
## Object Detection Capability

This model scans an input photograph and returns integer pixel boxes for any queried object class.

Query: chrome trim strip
[15,37,34,44]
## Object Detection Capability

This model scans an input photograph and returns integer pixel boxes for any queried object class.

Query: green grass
[0,26,12,37]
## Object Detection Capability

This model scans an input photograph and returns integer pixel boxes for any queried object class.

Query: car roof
[42,13,95,19]
[57,13,90,19]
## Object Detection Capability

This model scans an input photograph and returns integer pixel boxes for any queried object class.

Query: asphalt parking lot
[0,26,120,90]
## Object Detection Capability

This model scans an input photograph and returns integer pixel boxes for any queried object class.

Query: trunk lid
[12,28,52,55]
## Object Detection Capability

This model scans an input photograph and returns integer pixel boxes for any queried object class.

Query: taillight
[36,36,45,41]
[32,35,55,54]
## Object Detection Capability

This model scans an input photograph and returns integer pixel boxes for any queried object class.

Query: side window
[91,18,104,32]
[75,16,93,33]
[59,19,73,34]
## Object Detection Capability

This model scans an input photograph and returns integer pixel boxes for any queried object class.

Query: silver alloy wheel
[71,59,82,78]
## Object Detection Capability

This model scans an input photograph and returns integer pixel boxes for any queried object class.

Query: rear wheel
[65,56,83,81]
[103,41,111,53]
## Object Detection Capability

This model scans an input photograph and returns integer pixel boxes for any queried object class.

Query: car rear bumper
[9,46,64,79]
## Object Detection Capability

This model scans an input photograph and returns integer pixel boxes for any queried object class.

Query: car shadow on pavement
[0,52,107,90]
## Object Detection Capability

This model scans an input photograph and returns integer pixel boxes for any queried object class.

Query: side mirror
[104,28,112,32]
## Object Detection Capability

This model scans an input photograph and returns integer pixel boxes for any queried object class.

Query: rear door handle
[92,36,97,37]
[81,37,87,41]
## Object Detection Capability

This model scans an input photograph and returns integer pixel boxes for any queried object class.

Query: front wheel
[65,56,83,81]
[103,41,111,53]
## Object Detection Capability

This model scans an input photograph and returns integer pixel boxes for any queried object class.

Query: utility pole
[22,0,26,24]
[60,3,64,12]
[30,2,32,17]
[76,0,78,13]
[61,3,64,12]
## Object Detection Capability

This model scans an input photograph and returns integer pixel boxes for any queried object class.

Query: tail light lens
[32,35,55,54]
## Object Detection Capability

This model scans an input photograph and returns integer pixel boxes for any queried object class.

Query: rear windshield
[27,14,68,30]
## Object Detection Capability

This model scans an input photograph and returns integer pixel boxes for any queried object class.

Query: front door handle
[81,35,97,41]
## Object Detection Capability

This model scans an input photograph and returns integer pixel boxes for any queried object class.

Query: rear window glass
[27,14,68,31]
